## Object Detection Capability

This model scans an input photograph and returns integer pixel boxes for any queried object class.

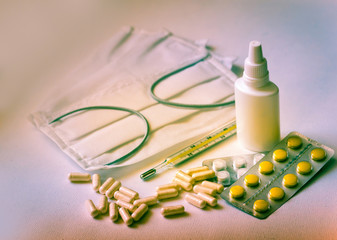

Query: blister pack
[221,132,334,219]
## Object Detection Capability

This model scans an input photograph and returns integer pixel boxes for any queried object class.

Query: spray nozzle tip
[248,40,264,63]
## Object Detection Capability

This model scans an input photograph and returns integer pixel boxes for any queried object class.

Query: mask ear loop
[49,106,150,166]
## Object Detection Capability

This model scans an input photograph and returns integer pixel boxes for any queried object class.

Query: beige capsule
[185,166,210,176]
[109,202,119,222]
[184,193,206,209]
[116,200,137,212]
[119,207,133,226]
[176,170,195,185]
[172,177,192,191]
[106,180,121,198]
[97,195,109,214]
[85,199,99,218]
[192,170,215,181]
[119,186,139,199]
[133,196,158,207]
[201,180,224,194]
[156,183,181,191]
[99,177,115,195]
[114,191,134,203]
[131,204,148,221]
[197,192,217,207]
[68,172,91,182]
[156,188,179,200]
[193,185,217,196]
[92,174,101,192]
[161,205,185,217]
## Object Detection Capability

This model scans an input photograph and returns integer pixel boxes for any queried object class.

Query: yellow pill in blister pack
[283,174,298,188]
[311,148,326,161]
[297,161,312,175]
[244,174,259,187]
[268,187,285,201]
[259,161,274,175]
[253,200,269,213]
[273,149,288,162]
[230,185,245,199]
[287,136,302,149]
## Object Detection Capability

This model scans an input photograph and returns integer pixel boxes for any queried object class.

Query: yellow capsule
[287,136,302,149]
[268,187,285,201]
[244,174,259,187]
[283,174,298,188]
[297,161,312,175]
[229,185,245,199]
[311,148,326,161]
[259,161,274,175]
[253,200,269,213]
[273,149,288,162]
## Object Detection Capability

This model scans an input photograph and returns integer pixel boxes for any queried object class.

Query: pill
[192,170,215,181]
[156,183,181,191]
[185,193,206,209]
[253,199,269,213]
[259,161,274,175]
[176,170,195,184]
[97,195,109,214]
[68,172,91,182]
[156,188,179,200]
[283,174,298,188]
[116,200,137,212]
[161,205,185,217]
[186,166,209,175]
[193,185,217,196]
[229,185,245,199]
[99,177,115,195]
[133,196,158,207]
[119,207,133,226]
[244,174,260,187]
[197,192,217,207]
[311,148,326,161]
[172,177,192,191]
[212,159,227,171]
[85,199,99,218]
[233,158,246,170]
[201,180,224,193]
[109,202,119,222]
[92,174,101,192]
[273,149,288,162]
[119,186,139,199]
[268,187,285,201]
[131,203,148,221]
[297,161,312,175]
[217,170,231,185]
[287,136,302,149]
[105,180,121,198]
[114,191,134,203]
[253,153,265,164]
[236,168,248,179]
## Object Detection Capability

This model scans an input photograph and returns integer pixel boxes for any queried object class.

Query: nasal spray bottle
[235,41,280,152]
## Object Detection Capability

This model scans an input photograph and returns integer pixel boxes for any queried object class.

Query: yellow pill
[311,148,326,161]
[268,187,285,201]
[229,185,245,199]
[273,149,288,162]
[244,174,259,187]
[287,136,302,149]
[259,161,274,175]
[283,174,298,188]
[297,161,312,175]
[253,200,269,213]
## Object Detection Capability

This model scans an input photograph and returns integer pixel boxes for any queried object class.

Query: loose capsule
[97,195,109,214]
[192,170,215,181]
[116,200,137,212]
[99,177,115,195]
[172,177,192,191]
[119,186,139,199]
[114,191,134,203]
[119,207,133,226]
[106,180,121,198]
[109,202,119,222]
[131,204,148,221]
[193,185,217,196]
[185,193,206,209]
[197,192,217,207]
[201,180,224,193]
[176,170,195,184]
[186,166,210,176]
[85,199,99,218]
[68,172,91,182]
[161,205,185,217]
[133,196,158,207]
[156,188,179,200]
[156,183,181,191]
[92,174,101,192]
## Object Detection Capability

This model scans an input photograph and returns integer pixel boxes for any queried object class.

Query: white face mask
[30,26,236,171]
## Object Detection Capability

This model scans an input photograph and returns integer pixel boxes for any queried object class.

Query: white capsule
[212,159,227,171]
[105,180,121,198]
[192,170,215,181]
[236,168,248,179]
[114,191,134,203]
[156,183,181,191]
[85,199,99,218]
[133,196,158,207]
[68,172,91,182]
[193,185,217,196]
[131,204,148,221]
[184,193,206,209]
[156,188,179,200]
[92,174,101,192]
[201,180,224,194]
[109,202,119,222]
[119,186,139,199]
[97,195,109,214]
[176,170,195,185]
[197,192,217,207]
[116,200,137,212]
[186,166,209,176]
[233,158,246,170]
[172,177,192,191]
[217,170,231,185]
[119,207,133,226]
[99,177,115,195]
[161,205,185,217]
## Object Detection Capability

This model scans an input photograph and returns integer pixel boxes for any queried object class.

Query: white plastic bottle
[235,40,280,152]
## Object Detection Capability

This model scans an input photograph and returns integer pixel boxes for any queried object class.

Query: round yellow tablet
[244,174,259,187]
[297,161,312,175]
[311,148,326,161]
[287,136,302,149]
[253,199,269,213]
[268,187,285,201]
[283,174,298,188]
[229,185,245,199]
[259,161,274,175]
[273,149,288,162]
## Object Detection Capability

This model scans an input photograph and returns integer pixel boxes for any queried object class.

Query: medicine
[119,186,139,199]
[185,193,206,209]
[287,136,302,149]
[311,148,326,161]
[114,191,134,203]
[156,188,179,200]
[253,153,265,164]
[201,180,224,193]
[97,195,109,214]
[68,172,91,182]
[244,174,259,187]
[176,170,195,185]
[131,203,148,221]
[161,205,185,217]
[106,180,121,198]
[283,174,298,188]
[119,207,133,226]
[297,161,312,175]
[172,177,192,191]
[116,200,137,212]
[236,168,248,179]
[192,170,215,181]
[273,149,288,162]
[99,177,115,195]
[92,174,101,192]
[193,185,216,196]
[109,202,119,222]
[259,161,274,175]
[212,159,227,171]
[85,199,99,218]
[253,200,269,213]
[186,166,209,176]
[156,183,180,191]
[230,185,245,199]
[133,196,158,207]
[268,187,285,201]
[197,192,217,207]
[217,170,231,185]
[233,158,246,170]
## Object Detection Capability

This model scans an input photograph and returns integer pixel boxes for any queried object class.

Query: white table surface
[1,1,337,239]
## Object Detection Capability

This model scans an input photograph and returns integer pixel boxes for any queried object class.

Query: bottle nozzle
[248,41,264,63]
